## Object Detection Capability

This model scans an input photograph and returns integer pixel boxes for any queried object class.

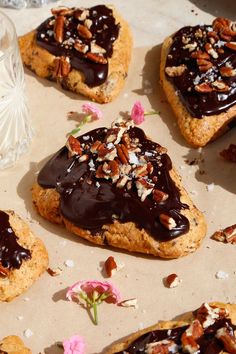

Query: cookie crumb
[64,259,74,268]
[23,329,34,338]
[215,270,229,279]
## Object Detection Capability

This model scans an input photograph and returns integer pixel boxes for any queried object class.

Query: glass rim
[0,10,17,62]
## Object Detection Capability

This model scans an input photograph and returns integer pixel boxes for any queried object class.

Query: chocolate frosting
[0,211,31,269]
[36,5,119,87]
[38,126,189,241]
[166,25,236,118]
[116,318,236,353]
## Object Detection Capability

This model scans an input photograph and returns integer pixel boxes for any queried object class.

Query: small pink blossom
[63,335,86,354]
[131,101,145,125]
[82,103,102,120]
[66,280,121,325]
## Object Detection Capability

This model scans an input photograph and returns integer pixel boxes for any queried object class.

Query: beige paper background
[0,0,236,353]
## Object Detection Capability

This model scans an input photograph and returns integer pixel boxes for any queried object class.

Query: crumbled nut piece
[97,145,117,162]
[191,50,210,60]
[195,82,213,93]
[146,340,179,354]
[215,270,229,280]
[90,41,106,54]
[165,64,187,77]
[211,80,229,91]
[74,40,89,53]
[136,179,154,201]
[183,42,198,51]
[116,175,130,189]
[220,66,236,77]
[54,15,65,43]
[79,154,89,163]
[118,298,138,308]
[133,164,148,178]
[47,267,62,277]
[104,256,117,277]
[66,135,82,156]
[74,9,89,21]
[159,214,176,230]
[225,41,236,51]
[165,273,182,288]
[216,327,236,353]
[205,42,218,58]
[220,144,236,163]
[196,58,213,72]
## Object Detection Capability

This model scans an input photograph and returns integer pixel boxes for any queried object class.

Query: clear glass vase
[0,10,33,169]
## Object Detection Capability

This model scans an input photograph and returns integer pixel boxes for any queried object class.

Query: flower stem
[93,302,98,325]
[144,111,160,116]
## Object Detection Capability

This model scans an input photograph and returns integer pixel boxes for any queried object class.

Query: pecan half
[213,17,236,40]
[85,52,107,64]
[53,56,71,78]
[212,223,236,243]
[205,43,218,59]
[181,320,203,353]
[116,144,129,164]
[54,15,65,43]
[196,58,213,72]
[191,50,210,60]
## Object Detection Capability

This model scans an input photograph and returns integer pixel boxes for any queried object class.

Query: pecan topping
[136,178,154,202]
[213,17,236,40]
[195,82,213,93]
[74,40,89,54]
[146,340,179,354]
[196,58,213,72]
[0,263,9,278]
[211,80,229,91]
[212,223,236,243]
[159,214,176,230]
[205,43,218,59]
[53,56,71,78]
[216,327,236,354]
[116,144,129,164]
[104,256,117,277]
[165,273,182,288]
[165,64,187,77]
[225,41,236,51]
[153,189,168,202]
[196,303,228,328]
[77,24,92,39]
[85,52,108,64]
[220,66,236,77]
[181,320,203,353]
[54,15,65,43]
[66,135,82,156]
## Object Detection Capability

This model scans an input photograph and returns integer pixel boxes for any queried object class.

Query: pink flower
[131,101,145,125]
[82,103,102,120]
[63,335,86,354]
[66,280,121,325]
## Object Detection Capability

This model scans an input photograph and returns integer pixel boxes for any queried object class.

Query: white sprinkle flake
[64,259,74,268]
[17,315,23,321]
[96,181,100,188]
[139,322,144,330]
[88,159,95,170]
[83,135,90,141]
[129,152,140,165]
[207,183,215,192]
[24,329,33,338]
[215,270,229,280]
[23,297,30,302]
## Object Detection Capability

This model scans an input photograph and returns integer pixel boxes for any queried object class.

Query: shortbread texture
[0,336,31,354]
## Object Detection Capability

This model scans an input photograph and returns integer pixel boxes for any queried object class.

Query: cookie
[0,210,48,301]
[19,5,132,103]
[32,117,206,258]
[160,17,236,147]
[0,336,31,354]
[104,302,236,353]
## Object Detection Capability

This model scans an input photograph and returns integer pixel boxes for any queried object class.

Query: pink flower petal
[82,103,102,120]
[131,101,145,125]
[63,334,86,354]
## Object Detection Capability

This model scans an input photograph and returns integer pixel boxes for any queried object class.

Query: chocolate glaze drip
[38,127,189,241]
[116,318,236,353]
[36,5,119,87]
[0,211,31,269]
[166,25,236,118]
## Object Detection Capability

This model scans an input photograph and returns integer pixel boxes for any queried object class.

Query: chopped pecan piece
[66,135,82,156]
[165,273,182,288]
[53,56,71,78]
[181,320,203,354]
[136,178,154,201]
[220,66,236,77]
[153,189,168,202]
[225,41,236,51]
[216,327,236,354]
[212,224,236,243]
[85,52,108,64]
[165,64,187,77]
[195,82,213,93]
[116,175,129,189]
[77,24,92,39]
[196,303,227,328]
[104,256,117,277]
[211,80,229,91]
[159,214,176,230]
[90,42,106,54]
[0,263,9,278]
[97,144,117,161]
[133,164,148,178]
[191,50,210,60]
[74,40,89,54]
[205,43,218,59]
[54,15,65,43]
[91,140,103,154]
[213,17,236,40]
[196,58,213,72]
[220,144,236,163]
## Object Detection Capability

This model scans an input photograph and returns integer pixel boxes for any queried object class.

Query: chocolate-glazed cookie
[32,117,206,258]
[160,17,236,147]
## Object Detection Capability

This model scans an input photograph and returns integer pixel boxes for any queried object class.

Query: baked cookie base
[18,6,132,103]
[160,36,236,148]
[0,336,31,354]
[32,166,206,259]
[0,211,48,302]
